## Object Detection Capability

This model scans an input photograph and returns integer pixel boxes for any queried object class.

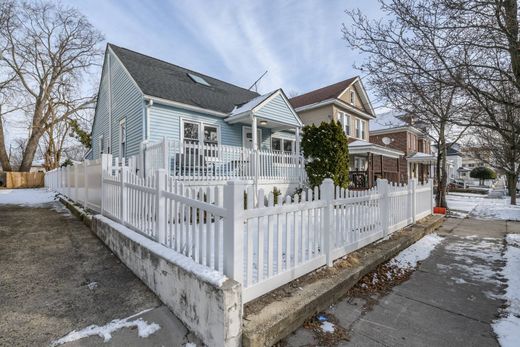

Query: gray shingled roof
[109,44,260,114]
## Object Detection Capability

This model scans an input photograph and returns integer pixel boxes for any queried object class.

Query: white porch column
[295,127,300,155]
[295,127,301,184]
[252,116,258,201]
[251,116,258,151]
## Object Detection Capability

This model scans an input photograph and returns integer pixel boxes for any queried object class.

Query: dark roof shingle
[289,77,357,109]
[109,44,259,114]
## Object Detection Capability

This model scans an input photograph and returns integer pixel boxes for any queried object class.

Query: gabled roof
[108,44,260,114]
[289,77,357,109]
[227,90,278,118]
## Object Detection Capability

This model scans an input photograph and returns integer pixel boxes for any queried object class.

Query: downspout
[107,52,112,154]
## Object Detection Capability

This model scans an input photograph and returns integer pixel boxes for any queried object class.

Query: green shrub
[470,166,497,186]
[301,121,350,188]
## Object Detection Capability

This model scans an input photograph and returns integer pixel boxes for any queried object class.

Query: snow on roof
[227,90,278,117]
[370,111,407,131]
[349,140,372,147]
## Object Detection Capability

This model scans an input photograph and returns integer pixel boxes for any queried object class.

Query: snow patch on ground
[443,238,503,285]
[185,343,197,347]
[446,193,520,221]
[493,234,520,347]
[0,188,56,206]
[51,309,160,346]
[389,233,444,270]
[86,281,98,290]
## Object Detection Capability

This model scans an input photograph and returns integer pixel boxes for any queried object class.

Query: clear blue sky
[65,0,384,97]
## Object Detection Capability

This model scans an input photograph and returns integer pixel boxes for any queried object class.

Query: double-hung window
[339,111,350,136]
[355,119,361,139]
[182,120,220,157]
[183,121,200,145]
[271,137,294,153]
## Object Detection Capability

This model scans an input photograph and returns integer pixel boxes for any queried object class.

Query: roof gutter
[144,95,228,118]
[294,98,376,120]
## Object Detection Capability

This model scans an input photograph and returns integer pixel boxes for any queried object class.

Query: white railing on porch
[45,154,434,304]
[141,138,306,183]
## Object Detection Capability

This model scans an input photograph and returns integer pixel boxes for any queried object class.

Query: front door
[242,126,262,149]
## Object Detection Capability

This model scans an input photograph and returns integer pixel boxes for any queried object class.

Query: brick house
[290,77,405,188]
[370,112,435,184]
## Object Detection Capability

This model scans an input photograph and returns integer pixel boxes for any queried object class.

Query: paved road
[0,197,199,346]
[285,217,516,347]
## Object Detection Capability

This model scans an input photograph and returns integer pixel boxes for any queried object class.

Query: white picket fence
[45,154,434,303]
[45,157,106,212]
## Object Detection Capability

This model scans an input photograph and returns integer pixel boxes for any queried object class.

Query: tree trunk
[507,172,518,205]
[435,122,448,208]
[0,110,13,172]
[18,129,44,172]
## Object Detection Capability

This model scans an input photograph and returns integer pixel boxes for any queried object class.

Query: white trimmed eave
[407,152,437,163]
[370,125,424,137]
[144,95,228,118]
[295,98,376,120]
[226,89,303,128]
[349,144,404,159]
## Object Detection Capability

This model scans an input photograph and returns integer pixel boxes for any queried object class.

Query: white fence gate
[46,154,434,303]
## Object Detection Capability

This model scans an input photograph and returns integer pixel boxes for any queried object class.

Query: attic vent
[187,73,210,86]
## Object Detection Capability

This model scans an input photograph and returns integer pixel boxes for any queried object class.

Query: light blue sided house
[89,44,305,193]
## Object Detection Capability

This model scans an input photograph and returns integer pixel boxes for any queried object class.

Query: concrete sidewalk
[0,199,199,346]
[285,218,511,346]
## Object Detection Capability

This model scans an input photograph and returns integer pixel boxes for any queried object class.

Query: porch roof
[407,152,436,163]
[348,140,404,159]
[225,89,303,129]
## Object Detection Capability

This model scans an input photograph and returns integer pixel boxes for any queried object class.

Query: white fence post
[162,137,169,173]
[156,169,166,244]
[223,180,246,283]
[410,178,417,223]
[378,178,390,236]
[120,164,127,223]
[101,154,112,216]
[67,166,71,198]
[322,178,334,267]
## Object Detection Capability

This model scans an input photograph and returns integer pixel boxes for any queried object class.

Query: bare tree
[343,8,470,207]
[0,0,103,172]
[344,0,520,204]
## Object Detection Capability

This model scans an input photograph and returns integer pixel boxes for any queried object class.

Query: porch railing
[141,138,306,183]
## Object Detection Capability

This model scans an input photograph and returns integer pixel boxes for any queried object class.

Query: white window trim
[119,118,126,157]
[99,135,104,156]
[180,118,221,148]
[271,136,295,153]
[338,111,350,136]
[355,118,361,139]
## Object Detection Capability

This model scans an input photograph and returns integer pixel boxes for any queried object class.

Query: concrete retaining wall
[91,215,242,346]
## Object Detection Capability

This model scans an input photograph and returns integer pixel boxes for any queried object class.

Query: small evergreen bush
[301,121,350,188]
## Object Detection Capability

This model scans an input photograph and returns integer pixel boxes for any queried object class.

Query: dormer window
[187,73,211,86]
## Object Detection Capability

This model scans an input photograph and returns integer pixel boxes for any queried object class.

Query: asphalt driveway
[0,190,198,346]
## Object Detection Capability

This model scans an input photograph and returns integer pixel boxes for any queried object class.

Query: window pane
[204,125,218,144]
[272,138,281,151]
[284,140,293,153]
[184,122,199,143]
